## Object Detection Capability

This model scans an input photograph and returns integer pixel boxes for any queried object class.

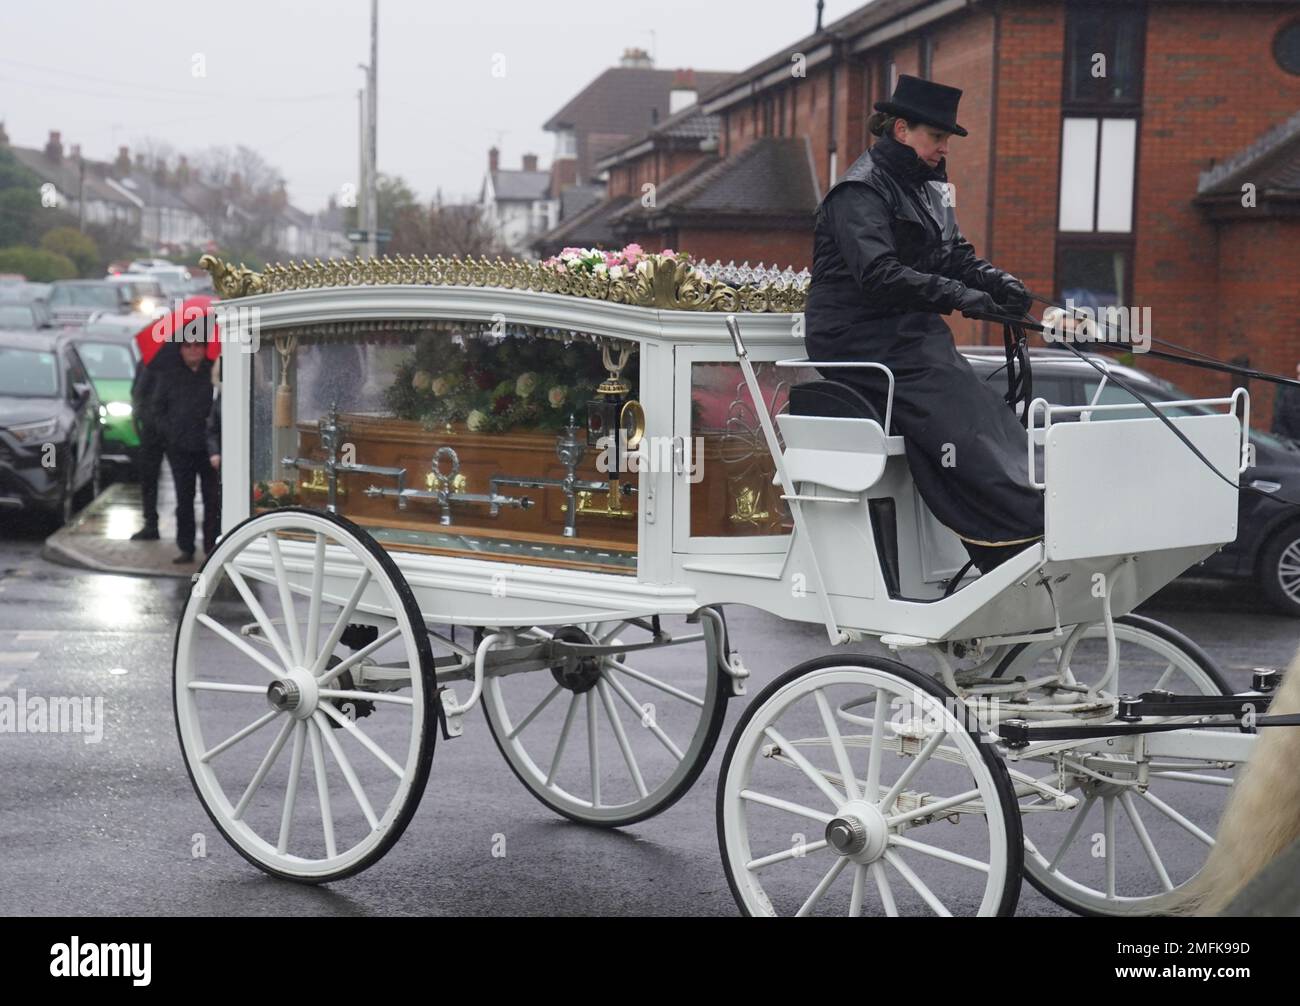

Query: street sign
[346,229,392,243]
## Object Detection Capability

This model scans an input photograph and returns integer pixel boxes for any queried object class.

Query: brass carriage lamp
[586,338,644,476]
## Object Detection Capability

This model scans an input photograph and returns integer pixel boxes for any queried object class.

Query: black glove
[954,286,1001,319]
[992,273,1032,316]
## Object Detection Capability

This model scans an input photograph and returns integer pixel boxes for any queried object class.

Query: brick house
[571,0,1300,420]
[532,51,733,256]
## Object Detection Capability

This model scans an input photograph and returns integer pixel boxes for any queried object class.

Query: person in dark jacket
[1272,363,1300,441]
[805,74,1044,575]
[129,362,165,540]
[151,341,218,563]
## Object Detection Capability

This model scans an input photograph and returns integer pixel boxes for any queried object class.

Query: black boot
[131,524,160,541]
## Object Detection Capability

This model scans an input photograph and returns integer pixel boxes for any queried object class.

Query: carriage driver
[805,74,1045,575]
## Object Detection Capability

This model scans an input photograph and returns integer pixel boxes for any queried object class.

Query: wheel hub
[266,667,320,719]
[548,625,603,693]
[825,800,889,863]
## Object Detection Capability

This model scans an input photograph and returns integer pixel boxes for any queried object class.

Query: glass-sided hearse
[174,249,1268,918]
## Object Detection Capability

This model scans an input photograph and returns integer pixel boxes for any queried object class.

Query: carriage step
[438,687,463,739]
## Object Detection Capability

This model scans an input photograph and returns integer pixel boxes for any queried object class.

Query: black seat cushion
[788,380,883,423]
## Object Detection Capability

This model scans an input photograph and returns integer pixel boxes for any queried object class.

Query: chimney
[45,130,63,162]
[231,171,242,192]
[620,47,653,69]
[134,151,146,169]
[115,145,131,173]
[175,154,191,184]
[522,153,538,172]
[670,68,698,115]
[0,122,9,146]
[70,143,82,160]
[488,146,500,173]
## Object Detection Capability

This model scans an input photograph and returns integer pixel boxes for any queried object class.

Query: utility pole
[357,77,368,254]
[77,152,85,233]
[366,0,379,260]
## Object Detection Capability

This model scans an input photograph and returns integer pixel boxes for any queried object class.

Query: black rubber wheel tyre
[716,653,1024,917]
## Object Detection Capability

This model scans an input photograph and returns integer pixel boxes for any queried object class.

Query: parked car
[0,299,54,329]
[81,310,156,347]
[0,330,102,526]
[47,280,134,327]
[960,345,1300,615]
[105,274,166,316]
[65,336,141,475]
[127,261,192,299]
[6,281,52,303]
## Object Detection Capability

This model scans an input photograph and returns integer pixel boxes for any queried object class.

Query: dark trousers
[167,448,220,554]
[137,426,166,527]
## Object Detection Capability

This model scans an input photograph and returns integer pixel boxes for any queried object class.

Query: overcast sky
[1,0,845,211]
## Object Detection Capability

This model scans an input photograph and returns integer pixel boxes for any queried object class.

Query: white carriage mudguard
[1044,413,1240,562]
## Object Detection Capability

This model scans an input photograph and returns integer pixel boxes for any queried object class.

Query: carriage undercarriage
[175,257,1266,915]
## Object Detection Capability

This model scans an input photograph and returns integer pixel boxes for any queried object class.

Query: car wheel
[1259,523,1300,616]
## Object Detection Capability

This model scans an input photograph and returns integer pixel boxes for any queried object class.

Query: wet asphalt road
[1,509,1297,917]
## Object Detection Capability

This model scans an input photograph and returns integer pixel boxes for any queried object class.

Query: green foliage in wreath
[384,332,631,435]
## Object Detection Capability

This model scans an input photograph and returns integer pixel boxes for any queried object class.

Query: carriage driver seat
[785,380,905,598]
[787,380,884,424]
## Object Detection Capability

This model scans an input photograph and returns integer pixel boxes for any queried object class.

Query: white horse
[1168,648,1300,915]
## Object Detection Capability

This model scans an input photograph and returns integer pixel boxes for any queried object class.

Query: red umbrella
[134,295,221,367]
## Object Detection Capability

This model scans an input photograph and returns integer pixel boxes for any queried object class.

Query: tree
[0,148,78,247]
[0,246,77,281]
[344,172,419,234]
[40,226,99,276]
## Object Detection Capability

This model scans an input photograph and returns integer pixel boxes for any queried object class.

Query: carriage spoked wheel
[717,655,1022,917]
[481,609,730,827]
[993,613,1235,916]
[174,507,437,883]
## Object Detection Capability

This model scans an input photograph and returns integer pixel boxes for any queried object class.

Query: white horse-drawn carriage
[174,250,1269,915]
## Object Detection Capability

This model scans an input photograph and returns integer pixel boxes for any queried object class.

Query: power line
[0,56,352,103]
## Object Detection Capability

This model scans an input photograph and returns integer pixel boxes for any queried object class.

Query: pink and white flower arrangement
[544,243,691,275]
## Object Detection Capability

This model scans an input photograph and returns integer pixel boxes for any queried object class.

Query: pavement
[42,463,212,579]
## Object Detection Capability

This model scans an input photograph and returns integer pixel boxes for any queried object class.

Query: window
[0,348,58,397]
[76,342,135,381]
[1065,2,1145,108]
[1058,116,1137,232]
[1057,244,1129,311]
[1276,20,1300,75]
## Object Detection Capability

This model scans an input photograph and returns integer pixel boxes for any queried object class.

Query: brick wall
[988,0,1066,312]
[1215,216,1300,426]
[1136,1,1300,402]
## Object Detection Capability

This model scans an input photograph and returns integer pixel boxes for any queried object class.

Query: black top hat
[874,74,968,137]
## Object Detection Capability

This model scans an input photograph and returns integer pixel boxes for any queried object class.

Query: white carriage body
[214,263,1246,647]
[186,254,1261,912]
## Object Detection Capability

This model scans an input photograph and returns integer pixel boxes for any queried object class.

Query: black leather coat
[806,133,1009,340]
[804,134,1044,555]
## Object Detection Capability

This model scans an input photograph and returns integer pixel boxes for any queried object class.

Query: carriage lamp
[586,337,644,473]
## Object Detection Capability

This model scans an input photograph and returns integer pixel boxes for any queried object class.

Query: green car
[70,339,141,470]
